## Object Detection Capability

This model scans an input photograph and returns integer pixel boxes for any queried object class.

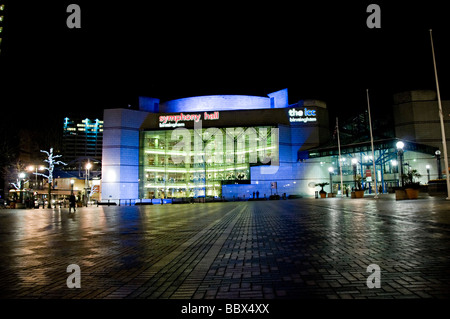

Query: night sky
[0,1,449,127]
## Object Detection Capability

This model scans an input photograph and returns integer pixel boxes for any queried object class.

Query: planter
[327,193,336,198]
[405,188,419,199]
[354,190,365,198]
[428,179,447,196]
[395,189,407,200]
[319,192,327,198]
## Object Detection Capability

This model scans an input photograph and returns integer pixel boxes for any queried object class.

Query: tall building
[62,117,104,166]
[393,90,450,149]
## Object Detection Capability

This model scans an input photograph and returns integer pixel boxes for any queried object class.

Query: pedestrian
[253,191,256,199]
[256,190,259,199]
[69,193,76,213]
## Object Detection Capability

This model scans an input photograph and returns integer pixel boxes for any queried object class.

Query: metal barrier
[96,197,226,206]
[96,198,172,206]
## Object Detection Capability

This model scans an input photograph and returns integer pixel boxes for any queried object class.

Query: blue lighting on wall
[156,89,289,114]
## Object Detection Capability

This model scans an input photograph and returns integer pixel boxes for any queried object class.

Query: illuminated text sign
[289,108,317,123]
[159,112,219,128]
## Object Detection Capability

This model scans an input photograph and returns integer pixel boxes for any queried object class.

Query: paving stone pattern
[0,196,449,299]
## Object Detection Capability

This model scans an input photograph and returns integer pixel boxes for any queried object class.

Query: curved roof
[156,89,290,113]
[160,95,270,113]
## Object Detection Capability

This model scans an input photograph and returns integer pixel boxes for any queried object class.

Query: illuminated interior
[139,127,278,198]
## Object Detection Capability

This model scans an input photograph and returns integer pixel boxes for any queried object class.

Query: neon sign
[159,112,219,128]
[288,108,317,123]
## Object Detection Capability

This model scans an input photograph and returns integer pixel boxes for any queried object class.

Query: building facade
[101,89,331,202]
[304,89,449,195]
[101,89,449,202]
[393,90,450,149]
[63,117,104,164]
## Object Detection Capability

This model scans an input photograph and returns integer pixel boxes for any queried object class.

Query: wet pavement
[0,195,450,299]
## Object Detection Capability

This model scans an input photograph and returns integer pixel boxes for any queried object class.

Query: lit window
[0,16,3,22]
[0,27,2,33]
[0,5,4,11]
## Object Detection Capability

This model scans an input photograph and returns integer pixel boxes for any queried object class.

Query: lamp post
[351,158,357,190]
[392,160,398,186]
[435,150,442,179]
[27,165,45,190]
[430,29,450,200]
[426,164,431,182]
[85,162,92,206]
[396,141,405,187]
[328,167,334,194]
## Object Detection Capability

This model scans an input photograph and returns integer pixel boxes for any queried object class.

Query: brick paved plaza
[1,196,450,300]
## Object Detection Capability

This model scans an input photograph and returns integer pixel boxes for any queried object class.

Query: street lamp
[85,162,92,206]
[435,150,442,179]
[392,160,398,186]
[351,158,358,190]
[396,141,405,187]
[328,167,334,194]
[426,164,431,182]
[27,165,45,189]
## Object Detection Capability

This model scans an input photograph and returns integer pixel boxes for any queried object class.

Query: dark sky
[0,1,449,126]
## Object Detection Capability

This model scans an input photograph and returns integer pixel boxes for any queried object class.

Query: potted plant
[403,169,421,199]
[352,175,365,198]
[315,182,329,198]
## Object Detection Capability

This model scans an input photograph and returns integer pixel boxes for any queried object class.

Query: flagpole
[367,89,378,199]
[430,29,450,200]
[336,117,344,197]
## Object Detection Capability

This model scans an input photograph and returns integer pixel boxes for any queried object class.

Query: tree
[315,182,329,194]
[403,169,421,189]
[34,148,67,208]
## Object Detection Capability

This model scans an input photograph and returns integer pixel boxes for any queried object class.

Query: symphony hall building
[101,89,332,202]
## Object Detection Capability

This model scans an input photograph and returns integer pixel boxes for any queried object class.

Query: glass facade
[312,147,436,195]
[139,126,278,199]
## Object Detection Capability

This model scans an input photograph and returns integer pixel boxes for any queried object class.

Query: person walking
[69,194,76,213]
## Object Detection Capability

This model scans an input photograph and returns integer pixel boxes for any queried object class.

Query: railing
[96,197,227,206]
[96,198,179,206]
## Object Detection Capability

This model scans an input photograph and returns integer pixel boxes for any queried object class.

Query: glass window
[140,126,278,198]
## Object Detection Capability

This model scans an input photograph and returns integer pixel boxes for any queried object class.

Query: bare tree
[35,148,67,208]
